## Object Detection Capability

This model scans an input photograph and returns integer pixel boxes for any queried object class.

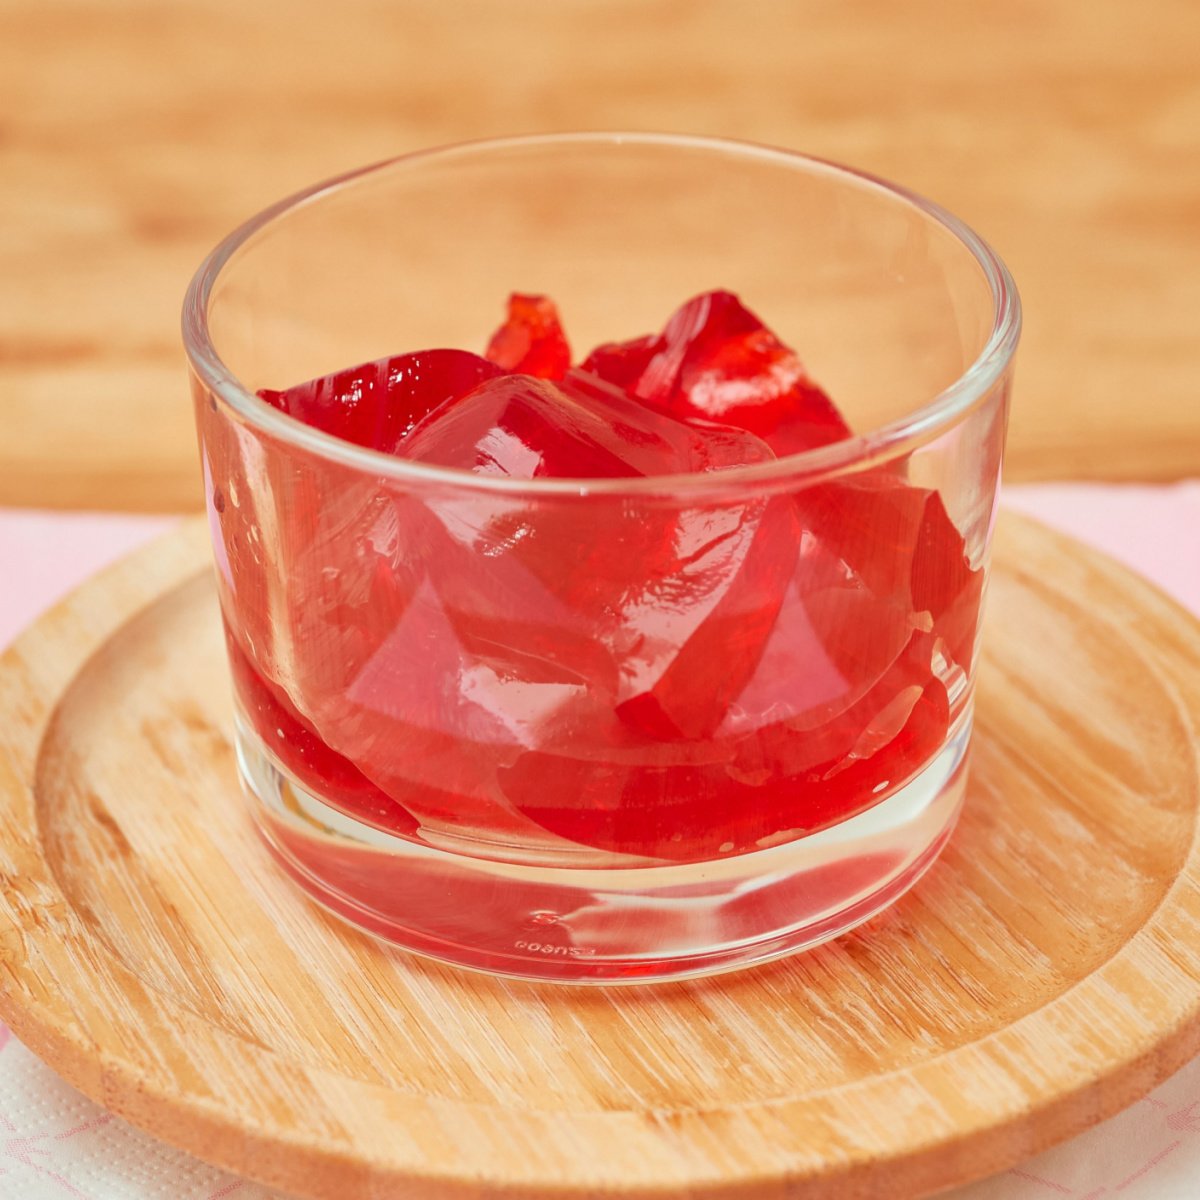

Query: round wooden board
[1,513,1199,1200]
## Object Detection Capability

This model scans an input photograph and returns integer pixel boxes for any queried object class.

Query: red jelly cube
[205,444,581,852]
[578,334,658,391]
[587,482,954,861]
[485,293,572,379]
[400,369,796,735]
[912,490,986,671]
[507,501,954,862]
[222,619,418,836]
[736,631,948,790]
[502,632,948,862]
[402,369,771,479]
[720,577,915,744]
[259,348,503,452]
[798,475,984,671]
[610,496,801,740]
[277,368,801,854]
[581,291,851,456]
[208,288,969,869]
[245,366,789,854]
[305,566,595,852]
[402,373,653,479]
[200,397,434,835]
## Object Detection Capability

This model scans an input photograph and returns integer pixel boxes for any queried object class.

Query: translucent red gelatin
[485,293,572,379]
[260,349,503,453]
[582,290,852,456]
[223,620,419,837]
[209,291,981,864]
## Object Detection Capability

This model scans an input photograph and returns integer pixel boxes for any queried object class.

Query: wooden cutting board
[0,512,1198,1199]
[2,0,1198,511]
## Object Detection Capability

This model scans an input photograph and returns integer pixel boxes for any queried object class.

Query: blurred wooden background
[2,0,1197,511]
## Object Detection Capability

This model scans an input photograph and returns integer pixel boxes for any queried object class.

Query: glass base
[235,714,970,984]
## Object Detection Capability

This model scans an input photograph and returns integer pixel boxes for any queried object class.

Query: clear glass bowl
[182,133,1020,983]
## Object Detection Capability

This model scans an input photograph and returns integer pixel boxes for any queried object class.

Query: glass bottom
[236,712,970,984]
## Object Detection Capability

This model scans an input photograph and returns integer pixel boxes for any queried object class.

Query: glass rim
[182,131,1021,498]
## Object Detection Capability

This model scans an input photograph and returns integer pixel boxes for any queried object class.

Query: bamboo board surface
[1,0,1198,511]
[0,513,1198,1198]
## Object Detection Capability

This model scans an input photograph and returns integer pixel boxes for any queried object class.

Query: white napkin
[3,1021,1200,1199]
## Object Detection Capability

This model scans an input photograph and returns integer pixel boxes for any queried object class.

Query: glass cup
[182,133,1019,983]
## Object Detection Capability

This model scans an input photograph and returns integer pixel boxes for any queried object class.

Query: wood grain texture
[1,0,1198,512]
[0,512,1198,1198]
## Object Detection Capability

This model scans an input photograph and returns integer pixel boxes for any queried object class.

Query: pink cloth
[4,484,1198,652]
[0,511,176,651]
[0,484,1199,1199]
[1002,480,1200,611]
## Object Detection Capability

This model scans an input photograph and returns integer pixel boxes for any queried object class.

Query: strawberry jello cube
[260,348,503,452]
[400,369,797,736]
[485,293,572,379]
[501,630,948,861]
[268,368,799,854]
[581,290,851,456]
[798,474,984,672]
[210,287,978,866]
[201,351,510,830]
